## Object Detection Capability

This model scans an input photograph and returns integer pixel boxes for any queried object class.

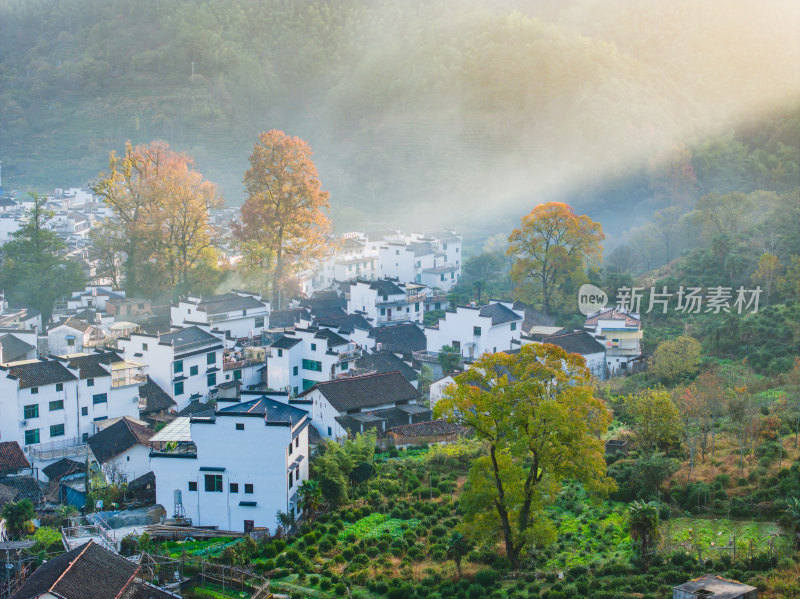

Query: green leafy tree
[785,496,800,549]
[460,252,505,303]
[446,531,470,579]
[0,193,85,320]
[649,335,702,384]
[435,343,614,569]
[437,345,461,375]
[628,500,660,568]
[624,388,681,454]
[2,499,35,539]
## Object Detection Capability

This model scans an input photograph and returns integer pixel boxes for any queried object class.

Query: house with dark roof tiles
[171,291,269,338]
[117,326,224,411]
[0,442,30,475]
[10,540,179,599]
[87,416,154,482]
[425,300,523,360]
[265,328,360,396]
[297,371,422,440]
[151,394,310,532]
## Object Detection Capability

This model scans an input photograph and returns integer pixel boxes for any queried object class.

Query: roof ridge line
[49,540,93,592]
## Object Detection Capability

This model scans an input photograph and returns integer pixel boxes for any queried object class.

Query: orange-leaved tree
[434,343,614,569]
[507,202,603,314]
[235,130,331,308]
[91,141,222,298]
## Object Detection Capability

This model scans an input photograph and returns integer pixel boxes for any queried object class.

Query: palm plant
[297,480,322,517]
[628,500,660,568]
[785,496,800,549]
[2,499,35,539]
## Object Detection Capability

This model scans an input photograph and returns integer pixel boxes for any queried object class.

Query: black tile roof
[127,471,155,492]
[64,351,122,379]
[334,405,432,436]
[198,293,266,315]
[301,371,420,412]
[512,300,557,329]
[314,328,349,348]
[313,313,372,333]
[542,330,605,356]
[216,396,309,426]
[139,376,176,414]
[0,334,35,362]
[369,323,427,353]
[408,242,435,257]
[10,540,140,599]
[388,418,464,437]
[159,326,220,351]
[0,475,43,506]
[479,303,522,325]
[87,418,154,464]
[0,442,30,474]
[177,401,214,417]
[367,279,405,296]
[3,359,78,389]
[269,308,310,328]
[50,317,96,333]
[302,296,347,316]
[355,351,419,383]
[271,335,302,350]
[42,458,83,481]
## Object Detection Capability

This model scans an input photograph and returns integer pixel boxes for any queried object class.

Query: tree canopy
[434,343,613,568]
[235,130,331,308]
[507,202,604,315]
[91,141,223,300]
[0,193,85,320]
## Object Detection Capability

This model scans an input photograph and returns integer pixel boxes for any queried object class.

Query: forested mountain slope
[0,0,797,234]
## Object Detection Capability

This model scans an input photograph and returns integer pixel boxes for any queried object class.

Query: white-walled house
[346,279,428,327]
[0,352,147,459]
[117,326,224,410]
[150,395,311,532]
[522,330,607,379]
[583,308,643,375]
[428,375,456,412]
[0,359,80,451]
[48,317,105,356]
[379,232,462,291]
[62,351,147,438]
[265,328,360,396]
[171,291,270,339]
[87,416,154,483]
[0,332,37,363]
[425,301,524,359]
[295,372,424,440]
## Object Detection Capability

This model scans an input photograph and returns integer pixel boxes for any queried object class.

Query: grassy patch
[337,513,420,542]
[662,517,791,558]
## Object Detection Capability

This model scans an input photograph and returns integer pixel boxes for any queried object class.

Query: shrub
[474,569,499,587]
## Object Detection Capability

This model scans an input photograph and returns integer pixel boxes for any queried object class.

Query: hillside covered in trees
[0,0,798,235]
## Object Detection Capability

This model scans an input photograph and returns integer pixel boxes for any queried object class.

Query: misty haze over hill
[0,0,798,241]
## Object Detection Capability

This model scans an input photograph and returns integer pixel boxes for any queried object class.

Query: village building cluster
[0,187,642,542]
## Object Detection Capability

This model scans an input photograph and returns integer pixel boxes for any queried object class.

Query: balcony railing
[111,371,147,388]
[337,349,361,362]
[223,358,264,371]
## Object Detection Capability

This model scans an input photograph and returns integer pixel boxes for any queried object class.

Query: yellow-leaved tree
[507,202,604,314]
[434,343,614,569]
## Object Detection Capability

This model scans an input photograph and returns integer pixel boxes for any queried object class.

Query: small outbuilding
[673,575,757,599]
